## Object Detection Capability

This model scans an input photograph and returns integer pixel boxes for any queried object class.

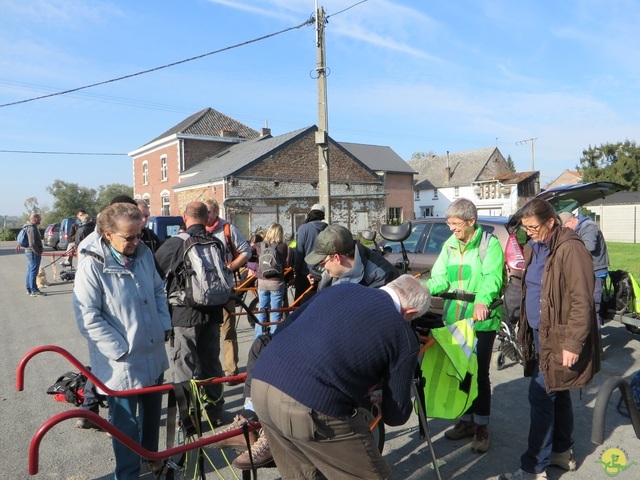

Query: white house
[409,147,539,218]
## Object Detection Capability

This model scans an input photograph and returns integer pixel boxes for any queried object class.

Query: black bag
[258,242,284,278]
[46,371,87,405]
[605,270,633,314]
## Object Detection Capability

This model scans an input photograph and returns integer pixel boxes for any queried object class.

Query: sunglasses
[113,232,143,242]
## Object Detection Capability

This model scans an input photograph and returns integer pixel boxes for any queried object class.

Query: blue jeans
[256,288,285,339]
[107,377,163,480]
[521,332,574,474]
[25,252,41,293]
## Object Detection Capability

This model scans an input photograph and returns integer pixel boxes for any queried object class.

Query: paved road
[1,240,639,479]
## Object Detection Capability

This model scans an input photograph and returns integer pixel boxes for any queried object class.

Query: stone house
[173,126,390,238]
[130,108,415,239]
[409,147,540,217]
[340,142,416,224]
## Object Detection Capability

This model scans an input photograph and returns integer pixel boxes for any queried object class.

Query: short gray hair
[97,203,142,235]
[445,198,477,221]
[388,274,431,317]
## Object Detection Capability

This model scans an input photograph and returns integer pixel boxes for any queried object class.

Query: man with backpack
[19,212,47,297]
[155,201,234,425]
[204,198,251,381]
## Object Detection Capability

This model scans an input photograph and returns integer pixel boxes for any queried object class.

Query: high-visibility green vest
[421,318,478,419]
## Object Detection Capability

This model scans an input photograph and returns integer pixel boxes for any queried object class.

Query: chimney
[445,150,451,183]
[260,127,271,137]
[221,129,238,138]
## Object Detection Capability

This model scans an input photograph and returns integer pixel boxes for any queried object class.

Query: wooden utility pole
[315,2,331,221]
[516,137,537,170]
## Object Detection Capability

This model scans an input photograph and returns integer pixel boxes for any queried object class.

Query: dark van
[58,217,78,251]
[147,216,185,243]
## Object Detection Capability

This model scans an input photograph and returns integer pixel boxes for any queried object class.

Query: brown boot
[232,431,275,469]
[444,420,476,440]
[212,415,259,449]
[471,425,490,453]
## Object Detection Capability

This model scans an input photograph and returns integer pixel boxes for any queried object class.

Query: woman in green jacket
[426,198,504,453]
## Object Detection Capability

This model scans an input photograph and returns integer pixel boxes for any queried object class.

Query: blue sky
[2,0,639,217]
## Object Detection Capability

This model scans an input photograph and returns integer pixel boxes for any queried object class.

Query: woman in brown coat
[501,199,600,480]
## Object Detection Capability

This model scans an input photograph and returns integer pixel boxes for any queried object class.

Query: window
[454,186,459,197]
[414,190,420,201]
[142,162,148,185]
[387,207,402,225]
[420,206,433,217]
[161,196,170,215]
[161,155,168,181]
[432,188,438,199]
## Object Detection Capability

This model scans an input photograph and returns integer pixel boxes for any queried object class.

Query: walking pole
[412,379,442,480]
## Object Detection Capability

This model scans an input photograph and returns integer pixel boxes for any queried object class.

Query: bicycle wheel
[247,297,259,328]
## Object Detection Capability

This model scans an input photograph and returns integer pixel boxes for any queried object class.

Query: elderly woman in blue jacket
[73,202,171,479]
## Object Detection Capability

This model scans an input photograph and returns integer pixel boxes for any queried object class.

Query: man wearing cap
[294,203,327,300]
[559,212,609,327]
[306,224,389,291]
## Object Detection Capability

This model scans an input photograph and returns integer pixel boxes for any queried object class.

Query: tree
[95,184,134,213]
[23,197,40,214]
[46,180,96,218]
[410,151,437,161]
[577,140,640,191]
[506,154,516,173]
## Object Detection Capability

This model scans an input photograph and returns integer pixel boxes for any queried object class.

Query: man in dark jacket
[74,213,96,245]
[252,276,429,478]
[155,201,226,425]
[293,204,327,299]
[136,200,162,254]
[559,212,609,326]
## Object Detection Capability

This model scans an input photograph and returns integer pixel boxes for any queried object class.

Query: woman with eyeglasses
[73,202,171,479]
[500,198,600,480]
[426,197,505,454]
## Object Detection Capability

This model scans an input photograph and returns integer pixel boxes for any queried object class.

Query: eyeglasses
[113,232,143,242]
[520,223,542,233]
[319,254,335,267]
[446,220,467,229]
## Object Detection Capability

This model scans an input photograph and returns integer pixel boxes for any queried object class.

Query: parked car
[44,223,61,250]
[58,217,78,251]
[380,216,511,277]
[381,181,623,277]
[146,215,185,243]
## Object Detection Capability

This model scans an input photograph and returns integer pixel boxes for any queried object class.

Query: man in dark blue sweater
[251,275,430,479]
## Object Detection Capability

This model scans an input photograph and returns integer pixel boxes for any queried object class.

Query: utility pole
[314,2,331,222]
[516,137,537,170]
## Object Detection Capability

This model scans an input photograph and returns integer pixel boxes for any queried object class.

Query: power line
[327,0,369,19]
[0,17,314,109]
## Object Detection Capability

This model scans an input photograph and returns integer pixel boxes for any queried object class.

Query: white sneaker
[499,469,547,480]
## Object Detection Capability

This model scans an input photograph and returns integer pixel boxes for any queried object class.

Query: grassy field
[608,242,640,279]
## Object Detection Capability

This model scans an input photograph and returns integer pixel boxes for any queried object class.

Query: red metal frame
[17,345,257,475]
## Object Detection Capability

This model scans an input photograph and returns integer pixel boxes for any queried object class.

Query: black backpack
[258,242,284,278]
[46,371,87,405]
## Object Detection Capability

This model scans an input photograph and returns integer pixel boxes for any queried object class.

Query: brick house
[339,142,416,223]
[129,107,260,215]
[173,126,390,238]
[409,147,540,217]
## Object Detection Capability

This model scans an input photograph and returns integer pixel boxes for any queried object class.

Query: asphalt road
[1,240,639,480]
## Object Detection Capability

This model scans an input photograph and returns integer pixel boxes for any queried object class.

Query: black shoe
[204,407,227,427]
